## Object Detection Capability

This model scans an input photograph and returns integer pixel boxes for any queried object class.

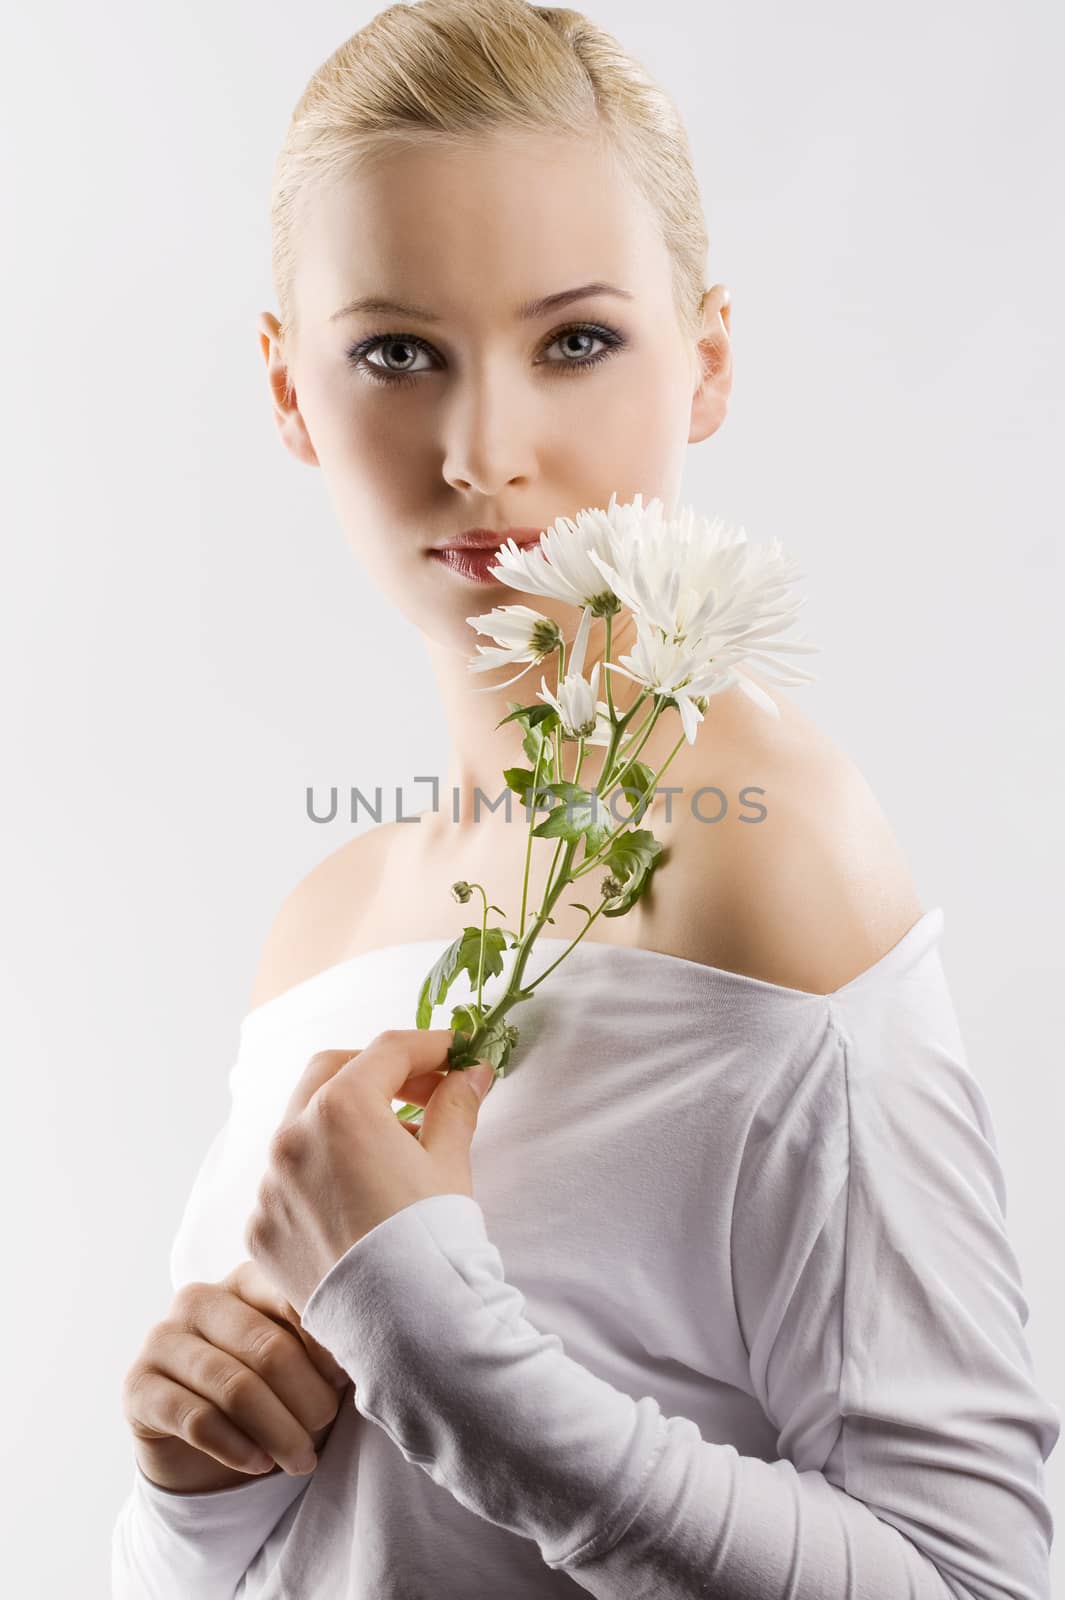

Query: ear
[257,311,319,467]
[688,285,733,446]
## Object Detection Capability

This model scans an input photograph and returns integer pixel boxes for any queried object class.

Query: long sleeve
[111,1061,311,1599]
[111,1460,308,1599]
[301,974,1059,1599]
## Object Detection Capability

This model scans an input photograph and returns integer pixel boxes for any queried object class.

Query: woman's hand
[120,1258,352,1494]
[244,1031,494,1316]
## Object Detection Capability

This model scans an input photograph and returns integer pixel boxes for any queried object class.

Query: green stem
[439,621,691,1076]
[604,613,617,722]
[518,725,548,940]
[522,897,611,992]
[474,882,488,1009]
[604,697,663,792]
[571,725,688,881]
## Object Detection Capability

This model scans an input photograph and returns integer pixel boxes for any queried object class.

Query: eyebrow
[328,281,635,324]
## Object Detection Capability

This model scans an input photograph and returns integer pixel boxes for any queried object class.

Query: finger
[179,1283,342,1456]
[125,1367,279,1476]
[331,1028,454,1103]
[208,1286,346,1431]
[418,1057,488,1164]
[279,1048,362,1134]
[390,1068,449,1110]
[225,1260,349,1389]
[297,1324,351,1392]
[146,1325,325,1476]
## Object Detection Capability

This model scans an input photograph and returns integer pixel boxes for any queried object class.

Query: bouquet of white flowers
[394,493,819,1125]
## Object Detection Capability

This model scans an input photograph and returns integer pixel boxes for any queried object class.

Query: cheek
[570,357,688,478]
[308,389,427,529]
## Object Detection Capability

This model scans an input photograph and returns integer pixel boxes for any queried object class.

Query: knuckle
[120,1363,152,1420]
[305,1048,344,1067]
[176,1399,216,1452]
[171,1280,210,1320]
[216,1360,257,1411]
[243,1210,271,1260]
[267,1125,297,1164]
[243,1320,291,1378]
[222,1259,255,1293]
[373,1028,405,1052]
[309,1084,345,1126]
[138,1317,169,1353]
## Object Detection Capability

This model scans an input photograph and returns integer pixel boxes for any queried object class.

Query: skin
[246,1033,493,1318]
[121,123,923,1498]
[253,120,922,997]
[256,125,737,834]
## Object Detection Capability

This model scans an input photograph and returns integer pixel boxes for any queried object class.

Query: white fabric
[111,910,1059,1598]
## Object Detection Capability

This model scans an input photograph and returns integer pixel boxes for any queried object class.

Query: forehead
[294,128,670,325]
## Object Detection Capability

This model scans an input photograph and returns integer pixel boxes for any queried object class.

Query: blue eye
[344,322,627,387]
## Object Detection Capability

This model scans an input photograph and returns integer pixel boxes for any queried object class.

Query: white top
[112,909,1059,1599]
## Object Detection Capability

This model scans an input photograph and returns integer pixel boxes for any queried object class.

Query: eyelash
[344,321,627,387]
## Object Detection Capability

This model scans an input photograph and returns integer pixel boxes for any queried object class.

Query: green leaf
[522,719,555,768]
[531,780,580,804]
[496,702,557,732]
[531,781,612,850]
[609,759,657,820]
[569,902,592,915]
[415,925,512,1027]
[449,1001,483,1037]
[447,1017,522,1075]
[503,765,537,800]
[599,828,665,917]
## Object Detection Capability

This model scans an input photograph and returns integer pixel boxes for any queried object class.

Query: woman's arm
[300,977,1059,1600]
[111,858,361,1600]
[111,1461,309,1600]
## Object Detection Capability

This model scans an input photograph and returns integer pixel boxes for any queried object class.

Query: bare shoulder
[664,677,925,995]
[246,824,394,1013]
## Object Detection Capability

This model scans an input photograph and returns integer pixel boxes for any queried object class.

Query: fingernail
[468,1062,494,1099]
[289,1451,317,1475]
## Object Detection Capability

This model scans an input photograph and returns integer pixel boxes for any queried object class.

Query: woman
[112,1,1059,1595]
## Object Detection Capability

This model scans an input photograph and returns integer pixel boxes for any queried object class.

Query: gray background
[2,1,1062,1592]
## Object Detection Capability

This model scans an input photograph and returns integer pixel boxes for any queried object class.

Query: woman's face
[259,127,730,651]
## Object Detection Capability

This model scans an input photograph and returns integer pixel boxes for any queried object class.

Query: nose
[440,370,537,495]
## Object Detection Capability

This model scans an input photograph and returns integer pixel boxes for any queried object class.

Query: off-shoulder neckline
[239,906,944,1037]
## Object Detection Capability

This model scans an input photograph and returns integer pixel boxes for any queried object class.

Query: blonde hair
[269,0,710,389]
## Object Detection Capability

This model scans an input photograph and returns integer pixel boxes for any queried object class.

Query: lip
[431,526,546,552]
[428,546,520,584]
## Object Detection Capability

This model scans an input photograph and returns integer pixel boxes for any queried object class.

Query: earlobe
[688,285,733,445]
[278,404,320,468]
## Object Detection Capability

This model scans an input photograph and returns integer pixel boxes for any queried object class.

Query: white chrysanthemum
[465,605,562,691]
[537,661,601,739]
[585,505,819,731]
[536,602,602,738]
[587,506,819,681]
[582,701,614,747]
[487,492,666,613]
[602,618,738,743]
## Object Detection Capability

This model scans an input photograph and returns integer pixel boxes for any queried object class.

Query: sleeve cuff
[131,1457,310,1530]
[300,1192,666,1568]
